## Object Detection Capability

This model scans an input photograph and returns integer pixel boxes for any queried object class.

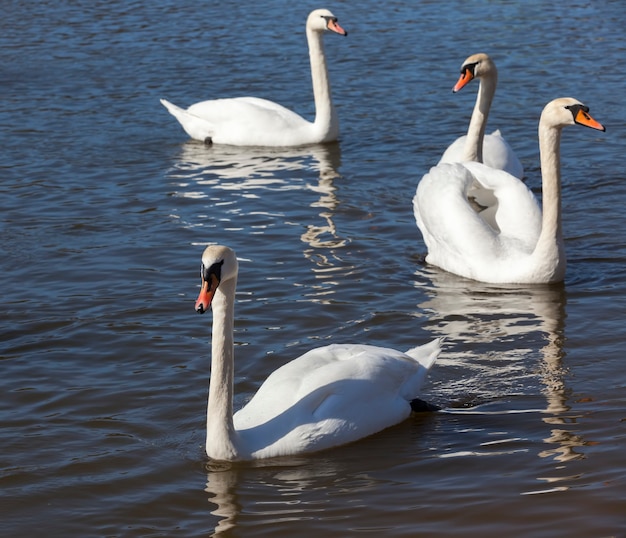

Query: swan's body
[161,9,347,146]
[414,97,605,284]
[439,53,524,179]
[194,245,441,461]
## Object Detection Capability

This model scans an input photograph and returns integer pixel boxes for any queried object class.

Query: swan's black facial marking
[565,104,589,122]
[201,259,224,284]
[460,61,479,76]
[321,15,338,25]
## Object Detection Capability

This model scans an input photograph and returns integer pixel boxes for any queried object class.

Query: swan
[414,97,605,284]
[439,53,524,179]
[160,9,347,146]
[194,244,442,461]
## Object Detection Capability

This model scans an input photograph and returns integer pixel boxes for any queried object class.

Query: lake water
[2,0,625,536]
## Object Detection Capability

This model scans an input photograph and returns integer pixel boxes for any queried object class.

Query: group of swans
[163,9,440,463]
[414,54,605,284]
[160,10,606,461]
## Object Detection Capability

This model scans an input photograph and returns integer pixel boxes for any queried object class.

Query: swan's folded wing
[185,97,310,142]
[463,161,541,251]
[233,344,430,431]
[415,163,501,265]
[483,131,524,179]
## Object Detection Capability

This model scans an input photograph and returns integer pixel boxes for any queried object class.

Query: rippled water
[2,0,625,536]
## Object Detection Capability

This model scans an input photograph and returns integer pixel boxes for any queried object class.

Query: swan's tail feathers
[160,98,186,118]
[405,337,443,370]
[159,98,215,142]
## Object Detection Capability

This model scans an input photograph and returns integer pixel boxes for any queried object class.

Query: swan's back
[414,163,512,280]
[439,130,524,179]
[189,97,311,141]
[162,97,313,145]
[414,159,545,281]
[233,340,441,458]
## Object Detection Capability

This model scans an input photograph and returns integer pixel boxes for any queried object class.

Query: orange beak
[327,19,348,36]
[574,108,606,132]
[453,68,474,93]
[195,273,219,314]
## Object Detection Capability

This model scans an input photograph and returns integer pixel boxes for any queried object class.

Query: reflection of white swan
[194,245,441,461]
[167,141,339,190]
[205,466,238,536]
[298,144,351,300]
[167,141,349,296]
[415,265,566,378]
[160,9,347,146]
[204,458,341,535]
[439,53,524,178]
[413,266,588,471]
[300,145,344,249]
[414,98,605,284]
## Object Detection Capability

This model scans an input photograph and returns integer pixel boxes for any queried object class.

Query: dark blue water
[2,1,625,536]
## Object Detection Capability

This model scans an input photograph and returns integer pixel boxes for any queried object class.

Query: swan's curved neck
[307,28,338,141]
[206,277,239,460]
[532,122,566,279]
[463,74,496,163]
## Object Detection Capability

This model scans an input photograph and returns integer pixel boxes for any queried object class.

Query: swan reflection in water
[204,458,338,537]
[166,141,349,302]
[413,265,589,476]
[204,463,238,536]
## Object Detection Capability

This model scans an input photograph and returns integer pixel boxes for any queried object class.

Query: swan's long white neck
[206,276,239,460]
[307,28,338,141]
[463,73,496,163]
[530,121,566,281]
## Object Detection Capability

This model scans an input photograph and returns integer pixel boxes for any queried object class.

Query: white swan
[439,53,524,179]
[414,97,605,284]
[194,244,442,461]
[160,9,347,146]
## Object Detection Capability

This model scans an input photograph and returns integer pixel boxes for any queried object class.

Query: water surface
[1,0,625,536]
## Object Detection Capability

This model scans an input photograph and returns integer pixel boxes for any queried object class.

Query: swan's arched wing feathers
[462,161,541,250]
[415,163,500,263]
[182,97,311,145]
[233,343,437,432]
[233,342,440,457]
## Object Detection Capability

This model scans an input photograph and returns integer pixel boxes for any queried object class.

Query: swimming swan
[439,53,524,179]
[161,9,347,146]
[194,244,441,461]
[414,97,605,284]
